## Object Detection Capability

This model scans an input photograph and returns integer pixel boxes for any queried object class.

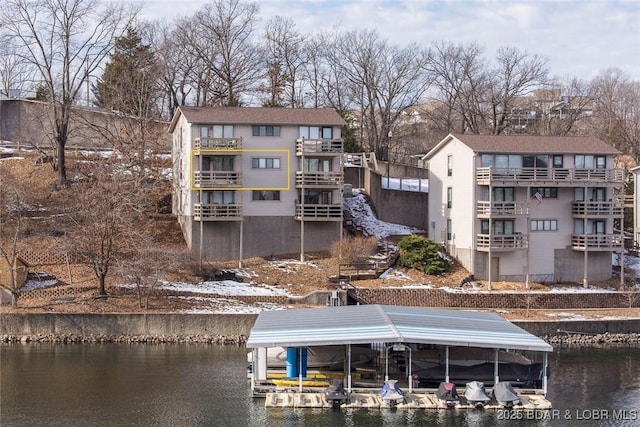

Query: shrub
[397,235,450,275]
[330,236,379,263]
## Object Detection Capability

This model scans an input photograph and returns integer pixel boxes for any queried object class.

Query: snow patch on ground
[545,312,589,320]
[343,189,423,238]
[154,280,293,296]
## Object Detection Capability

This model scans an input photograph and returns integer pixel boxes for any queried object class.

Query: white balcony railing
[571,200,624,217]
[194,203,242,221]
[476,233,528,251]
[571,234,623,250]
[193,171,242,187]
[296,138,343,155]
[476,167,624,184]
[476,201,529,217]
[194,137,242,150]
[295,171,343,187]
[295,203,342,221]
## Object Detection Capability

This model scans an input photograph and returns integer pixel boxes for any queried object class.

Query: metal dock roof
[246,305,552,352]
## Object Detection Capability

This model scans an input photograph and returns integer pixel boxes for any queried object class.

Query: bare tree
[590,68,640,160]
[425,41,488,134]
[149,19,196,117]
[117,247,183,309]
[0,167,28,307]
[0,0,138,186]
[193,0,263,106]
[487,47,549,135]
[67,109,167,296]
[324,29,431,160]
[261,16,307,107]
[0,36,37,98]
[535,77,594,136]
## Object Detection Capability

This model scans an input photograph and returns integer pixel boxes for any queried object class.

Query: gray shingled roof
[451,133,620,155]
[246,305,553,352]
[169,106,345,131]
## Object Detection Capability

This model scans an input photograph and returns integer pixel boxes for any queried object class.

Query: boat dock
[264,389,551,410]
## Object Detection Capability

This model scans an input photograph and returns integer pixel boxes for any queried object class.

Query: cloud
[138,0,640,80]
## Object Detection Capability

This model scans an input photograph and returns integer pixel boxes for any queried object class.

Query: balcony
[476,167,624,185]
[476,234,528,251]
[193,204,242,221]
[193,171,242,188]
[295,203,342,221]
[571,234,623,251]
[296,139,343,155]
[194,137,242,150]
[572,199,624,218]
[476,201,529,218]
[295,171,343,188]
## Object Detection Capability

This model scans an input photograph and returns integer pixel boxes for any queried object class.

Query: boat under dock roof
[246,305,552,352]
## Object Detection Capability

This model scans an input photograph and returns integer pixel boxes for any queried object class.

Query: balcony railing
[476,201,529,217]
[572,199,624,217]
[295,203,342,221]
[295,171,343,187]
[476,167,624,184]
[296,138,343,155]
[194,137,242,150]
[571,234,623,250]
[476,233,528,251]
[194,203,242,221]
[193,171,242,187]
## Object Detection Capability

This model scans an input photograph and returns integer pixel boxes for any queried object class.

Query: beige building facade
[424,134,624,285]
[169,107,345,261]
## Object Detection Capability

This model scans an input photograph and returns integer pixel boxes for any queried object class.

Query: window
[252,125,281,137]
[523,155,548,168]
[553,155,564,168]
[575,155,606,169]
[203,156,234,171]
[200,125,233,138]
[481,154,522,168]
[299,126,333,139]
[574,220,606,234]
[301,190,332,204]
[447,219,452,241]
[480,219,514,234]
[252,158,281,169]
[530,187,557,198]
[202,191,234,204]
[531,220,558,231]
[252,190,280,201]
[447,155,453,177]
[494,220,514,235]
[494,187,515,202]
[447,187,452,208]
[303,158,332,172]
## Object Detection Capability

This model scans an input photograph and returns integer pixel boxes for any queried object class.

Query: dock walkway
[264,390,551,410]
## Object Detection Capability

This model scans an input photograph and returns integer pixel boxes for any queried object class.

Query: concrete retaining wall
[362,167,429,231]
[514,319,640,336]
[2,313,639,340]
[0,313,258,337]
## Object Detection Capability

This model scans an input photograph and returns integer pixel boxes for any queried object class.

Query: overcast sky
[138,0,640,81]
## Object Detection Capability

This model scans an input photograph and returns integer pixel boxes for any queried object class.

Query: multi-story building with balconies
[169,106,345,261]
[423,133,624,285]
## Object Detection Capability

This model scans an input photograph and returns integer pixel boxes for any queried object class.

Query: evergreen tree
[94,27,158,117]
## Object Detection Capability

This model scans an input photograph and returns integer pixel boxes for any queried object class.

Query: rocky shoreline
[1,334,248,345]
[543,332,640,346]
[3,332,640,347]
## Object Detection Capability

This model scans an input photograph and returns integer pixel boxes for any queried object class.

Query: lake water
[1,344,639,426]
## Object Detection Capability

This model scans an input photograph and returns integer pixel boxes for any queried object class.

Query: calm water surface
[1,344,639,427]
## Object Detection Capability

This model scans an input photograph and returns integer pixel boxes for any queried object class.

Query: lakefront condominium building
[169,107,346,261]
[423,134,624,285]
